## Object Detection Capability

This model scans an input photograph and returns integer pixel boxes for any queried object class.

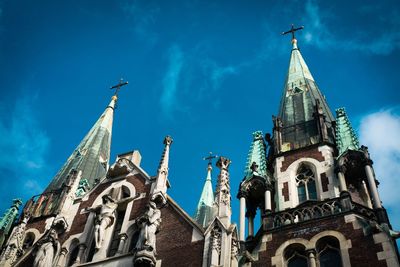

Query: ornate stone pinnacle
[216,156,231,170]
[163,135,173,146]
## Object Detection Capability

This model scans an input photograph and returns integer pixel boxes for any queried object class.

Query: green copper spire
[244,131,268,179]
[0,199,22,248]
[278,33,335,151]
[194,162,215,228]
[335,107,359,156]
[44,95,117,193]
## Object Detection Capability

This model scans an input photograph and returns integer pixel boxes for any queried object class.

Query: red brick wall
[280,147,325,173]
[157,204,204,267]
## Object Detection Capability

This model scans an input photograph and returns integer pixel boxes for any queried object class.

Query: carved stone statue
[135,201,161,253]
[86,193,139,250]
[33,229,60,267]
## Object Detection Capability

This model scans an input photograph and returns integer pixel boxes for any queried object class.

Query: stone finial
[216,156,231,171]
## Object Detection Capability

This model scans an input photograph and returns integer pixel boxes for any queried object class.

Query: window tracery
[296,164,317,203]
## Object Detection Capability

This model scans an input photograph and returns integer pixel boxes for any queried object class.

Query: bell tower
[238,25,400,267]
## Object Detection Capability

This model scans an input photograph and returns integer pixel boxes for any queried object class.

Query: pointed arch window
[317,237,342,267]
[296,164,317,203]
[284,244,308,267]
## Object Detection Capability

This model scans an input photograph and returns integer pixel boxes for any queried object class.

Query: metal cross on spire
[203,152,218,166]
[110,78,129,98]
[282,24,304,40]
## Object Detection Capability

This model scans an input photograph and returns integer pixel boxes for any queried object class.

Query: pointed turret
[278,29,335,152]
[194,162,215,228]
[335,107,360,156]
[244,131,268,180]
[151,135,173,207]
[0,199,22,248]
[45,95,117,193]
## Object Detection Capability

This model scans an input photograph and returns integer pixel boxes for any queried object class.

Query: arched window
[317,236,342,267]
[284,244,308,267]
[22,232,35,250]
[296,164,317,203]
[107,186,131,257]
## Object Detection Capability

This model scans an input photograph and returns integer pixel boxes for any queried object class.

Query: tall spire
[151,135,173,207]
[0,199,22,248]
[45,87,122,193]
[335,107,360,156]
[194,153,217,228]
[278,25,335,151]
[244,131,268,180]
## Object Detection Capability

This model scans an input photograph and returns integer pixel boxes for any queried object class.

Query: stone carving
[231,235,239,259]
[86,193,139,250]
[210,225,222,255]
[33,229,60,267]
[107,158,134,178]
[0,214,30,265]
[216,157,231,206]
[133,201,161,267]
[135,201,161,253]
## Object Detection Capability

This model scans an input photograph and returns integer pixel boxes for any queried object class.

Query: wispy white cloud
[160,44,184,119]
[303,0,400,55]
[359,107,400,228]
[0,96,50,198]
[121,0,160,47]
[159,43,240,119]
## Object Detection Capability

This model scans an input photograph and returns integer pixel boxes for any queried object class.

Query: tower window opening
[284,244,308,267]
[296,164,317,203]
[317,237,342,267]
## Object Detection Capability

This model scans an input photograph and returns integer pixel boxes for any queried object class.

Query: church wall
[157,204,204,267]
[251,213,388,267]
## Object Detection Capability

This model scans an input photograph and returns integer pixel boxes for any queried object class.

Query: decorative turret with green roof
[335,107,360,156]
[0,199,22,248]
[244,131,268,180]
[194,153,216,228]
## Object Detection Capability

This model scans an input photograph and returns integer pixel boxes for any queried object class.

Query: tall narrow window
[317,237,342,267]
[296,164,317,203]
[108,209,125,257]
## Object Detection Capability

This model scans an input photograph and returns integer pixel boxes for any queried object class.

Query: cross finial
[203,152,218,166]
[110,78,129,98]
[282,24,304,41]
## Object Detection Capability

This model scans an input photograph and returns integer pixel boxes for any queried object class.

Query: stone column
[248,216,254,237]
[116,233,128,255]
[365,162,382,209]
[336,165,347,192]
[239,196,246,241]
[265,190,272,211]
[56,248,68,267]
[307,250,317,267]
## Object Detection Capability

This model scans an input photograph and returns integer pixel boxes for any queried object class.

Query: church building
[0,25,398,267]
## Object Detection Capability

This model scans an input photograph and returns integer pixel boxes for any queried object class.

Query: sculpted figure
[33,229,60,267]
[86,193,139,250]
[136,201,161,253]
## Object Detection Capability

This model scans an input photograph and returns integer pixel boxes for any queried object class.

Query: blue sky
[0,0,399,235]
